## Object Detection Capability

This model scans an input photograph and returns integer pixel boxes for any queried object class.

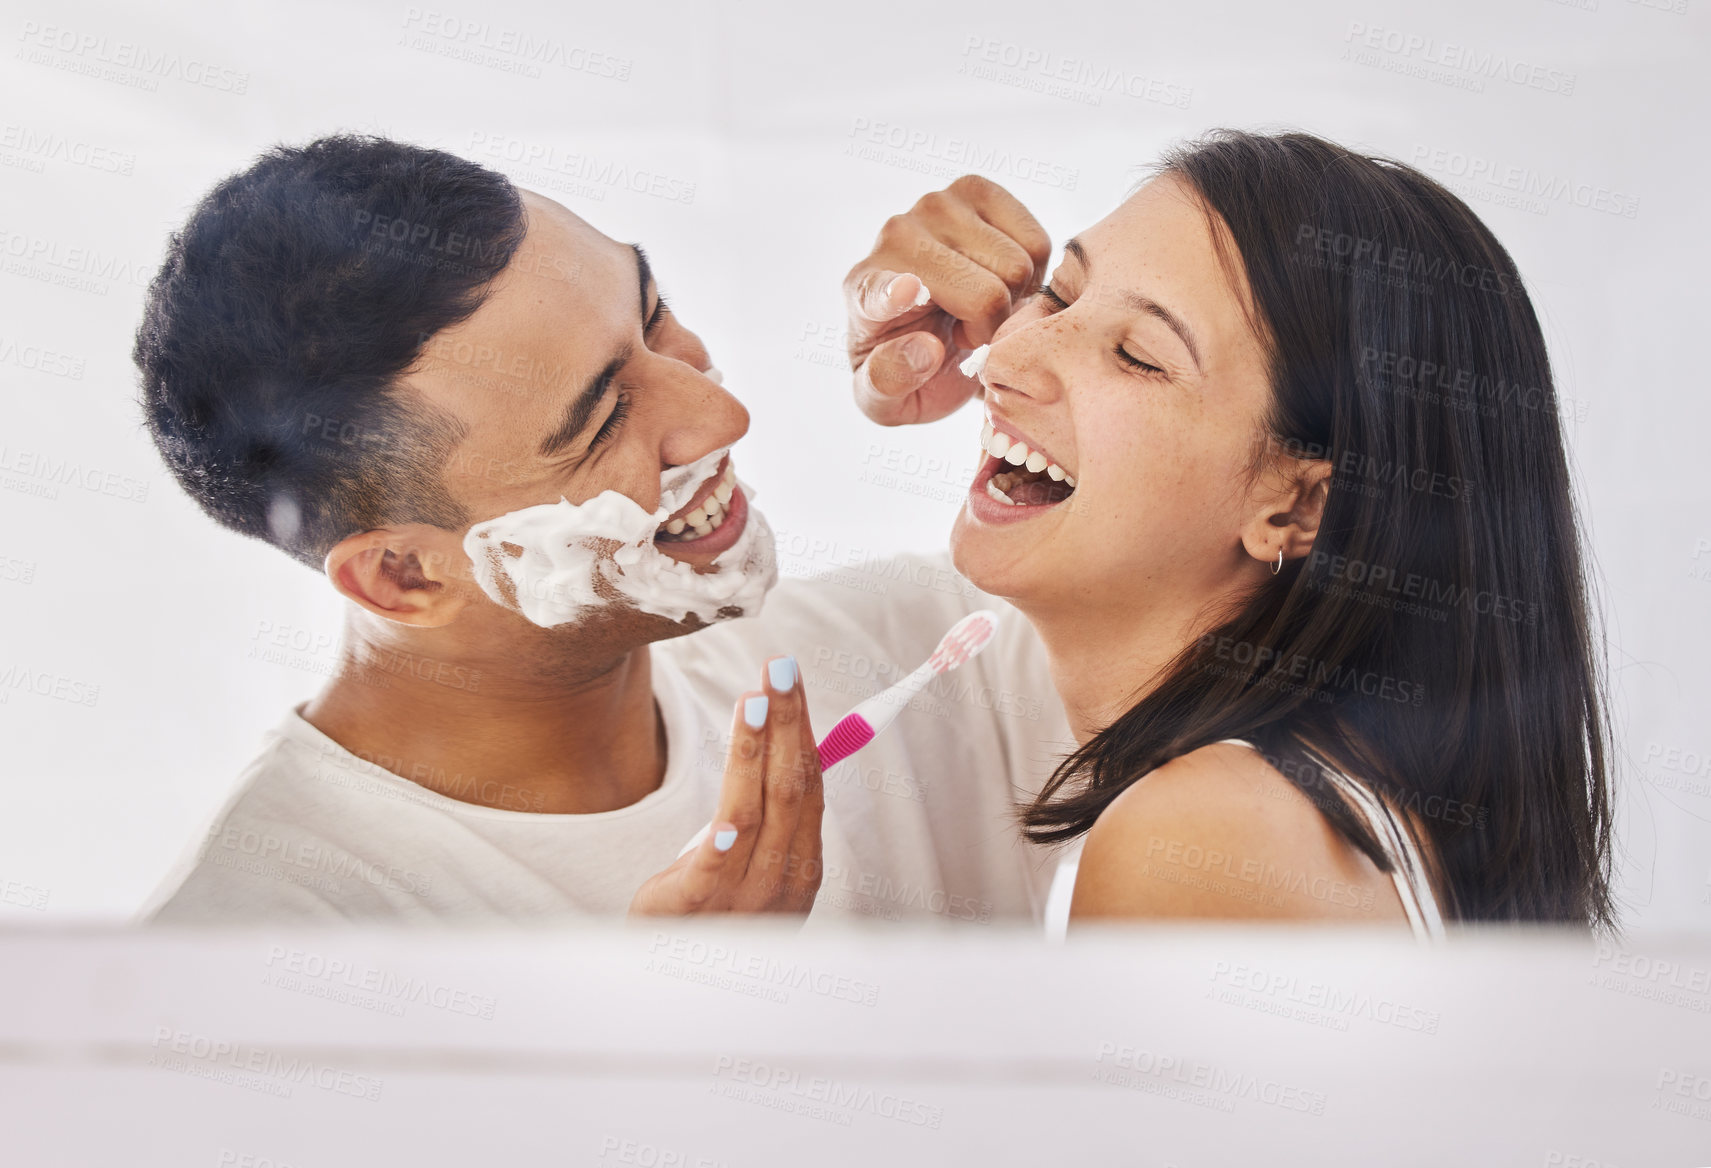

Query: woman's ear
[324,526,473,627]
[1241,457,1333,570]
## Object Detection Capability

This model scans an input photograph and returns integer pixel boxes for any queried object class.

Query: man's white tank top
[1216,738,1446,941]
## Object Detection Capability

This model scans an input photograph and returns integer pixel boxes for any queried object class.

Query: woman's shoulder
[1069,740,1406,925]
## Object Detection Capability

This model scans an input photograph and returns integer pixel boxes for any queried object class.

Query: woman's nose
[982,327,1063,405]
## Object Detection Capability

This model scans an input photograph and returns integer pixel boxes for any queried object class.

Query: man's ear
[1241,456,1333,570]
[324,525,473,628]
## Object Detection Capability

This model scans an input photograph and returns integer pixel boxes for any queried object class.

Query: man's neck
[301,618,668,815]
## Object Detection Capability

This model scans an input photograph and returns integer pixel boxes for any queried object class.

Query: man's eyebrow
[631,243,662,330]
[1063,236,1203,372]
[538,344,631,459]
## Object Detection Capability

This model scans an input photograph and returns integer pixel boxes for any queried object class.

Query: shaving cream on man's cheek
[462,447,778,628]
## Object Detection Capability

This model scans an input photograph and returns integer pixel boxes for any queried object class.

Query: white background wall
[1,0,1705,924]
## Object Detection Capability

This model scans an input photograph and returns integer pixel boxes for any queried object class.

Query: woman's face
[949,173,1280,624]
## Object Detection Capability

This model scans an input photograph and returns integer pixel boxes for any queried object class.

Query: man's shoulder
[143,715,430,924]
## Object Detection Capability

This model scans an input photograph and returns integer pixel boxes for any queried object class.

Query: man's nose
[657,356,750,468]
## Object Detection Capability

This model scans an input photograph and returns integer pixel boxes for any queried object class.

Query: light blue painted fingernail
[743,695,769,729]
[768,655,798,691]
[714,828,738,852]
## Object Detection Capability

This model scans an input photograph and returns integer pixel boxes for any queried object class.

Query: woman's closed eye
[1033,284,1167,378]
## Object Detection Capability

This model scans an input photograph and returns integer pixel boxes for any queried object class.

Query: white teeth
[692,523,712,536]
[979,420,1076,489]
[666,518,687,534]
[714,481,734,505]
[686,506,708,527]
[984,479,1016,505]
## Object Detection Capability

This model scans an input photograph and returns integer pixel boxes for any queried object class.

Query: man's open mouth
[655,456,741,542]
[978,419,1077,507]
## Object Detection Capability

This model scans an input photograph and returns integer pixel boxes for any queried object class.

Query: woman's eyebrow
[1063,236,1204,373]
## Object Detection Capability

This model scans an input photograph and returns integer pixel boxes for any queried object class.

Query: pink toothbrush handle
[816,714,876,771]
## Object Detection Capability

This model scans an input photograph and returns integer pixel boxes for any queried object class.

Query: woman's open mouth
[967,417,1076,523]
[654,456,748,557]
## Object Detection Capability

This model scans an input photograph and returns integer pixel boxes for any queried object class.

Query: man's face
[402,191,756,647]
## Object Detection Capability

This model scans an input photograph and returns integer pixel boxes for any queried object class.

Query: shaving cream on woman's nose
[463,447,777,628]
[959,345,990,379]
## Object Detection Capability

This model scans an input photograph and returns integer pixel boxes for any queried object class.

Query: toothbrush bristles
[926,611,999,673]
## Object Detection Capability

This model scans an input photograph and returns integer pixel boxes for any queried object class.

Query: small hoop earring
[1272,549,1284,575]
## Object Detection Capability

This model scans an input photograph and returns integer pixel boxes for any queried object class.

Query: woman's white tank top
[1215,738,1446,941]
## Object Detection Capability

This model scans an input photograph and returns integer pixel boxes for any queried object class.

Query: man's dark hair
[133,134,527,569]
